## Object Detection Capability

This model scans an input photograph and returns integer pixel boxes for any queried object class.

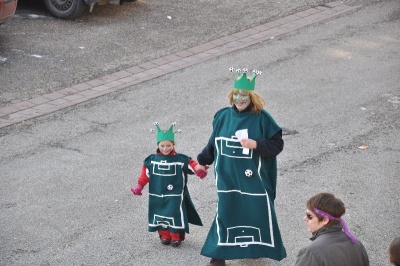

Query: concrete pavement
[0,2,360,129]
[1,0,399,265]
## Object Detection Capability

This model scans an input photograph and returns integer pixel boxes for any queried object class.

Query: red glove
[131,184,143,196]
[194,166,209,179]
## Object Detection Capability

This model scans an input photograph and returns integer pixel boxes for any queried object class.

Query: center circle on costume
[167,184,174,190]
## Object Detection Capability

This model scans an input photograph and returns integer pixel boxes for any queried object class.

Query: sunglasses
[306,213,313,220]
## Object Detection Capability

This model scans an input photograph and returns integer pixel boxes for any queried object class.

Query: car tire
[43,0,87,19]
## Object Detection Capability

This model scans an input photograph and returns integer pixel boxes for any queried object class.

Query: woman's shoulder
[215,106,231,115]
[260,109,281,124]
[212,107,231,119]
[260,109,274,118]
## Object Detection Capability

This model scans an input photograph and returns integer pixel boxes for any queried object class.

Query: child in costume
[197,68,286,265]
[131,122,207,247]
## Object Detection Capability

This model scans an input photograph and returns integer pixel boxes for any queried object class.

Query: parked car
[43,0,135,20]
[0,0,18,25]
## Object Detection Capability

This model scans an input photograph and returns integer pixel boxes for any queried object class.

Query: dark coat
[295,224,369,266]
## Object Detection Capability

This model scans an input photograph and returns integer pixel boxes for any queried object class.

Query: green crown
[152,122,181,143]
[230,67,262,91]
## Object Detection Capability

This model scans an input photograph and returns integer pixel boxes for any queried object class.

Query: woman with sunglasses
[295,192,369,266]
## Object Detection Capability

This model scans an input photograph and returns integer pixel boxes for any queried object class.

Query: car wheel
[43,0,87,19]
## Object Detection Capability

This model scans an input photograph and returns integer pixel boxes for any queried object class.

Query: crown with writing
[150,122,181,143]
[230,67,262,91]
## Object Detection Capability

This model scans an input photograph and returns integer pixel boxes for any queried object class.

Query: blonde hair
[228,89,266,114]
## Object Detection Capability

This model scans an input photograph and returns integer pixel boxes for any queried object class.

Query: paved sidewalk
[0,2,360,129]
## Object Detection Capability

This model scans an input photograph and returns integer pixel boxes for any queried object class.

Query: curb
[0,2,361,129]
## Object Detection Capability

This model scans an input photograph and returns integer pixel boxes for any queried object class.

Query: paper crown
[151,122,181,143]
[230,67,262,91]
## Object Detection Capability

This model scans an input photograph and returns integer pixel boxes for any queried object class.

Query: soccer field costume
[143,122,202,236]
[144,152,202,234]
[200,68,286,261]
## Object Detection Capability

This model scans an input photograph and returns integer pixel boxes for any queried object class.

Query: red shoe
[208,258,226,266]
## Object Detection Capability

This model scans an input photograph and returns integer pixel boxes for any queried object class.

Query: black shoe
[160,238,171,245]
[208,258,226,266]
[170,240,181,247]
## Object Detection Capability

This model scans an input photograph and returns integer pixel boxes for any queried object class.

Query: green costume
[200,107,287,261]
[143,153,202,234]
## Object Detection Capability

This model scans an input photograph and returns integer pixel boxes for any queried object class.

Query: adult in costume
[295,192,369,266]
[131,122,206,247]
[197,68,286,265]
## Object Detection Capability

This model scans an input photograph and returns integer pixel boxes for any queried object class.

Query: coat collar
[310,223,343,241]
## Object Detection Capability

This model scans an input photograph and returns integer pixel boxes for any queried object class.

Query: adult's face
[233,89,251,112]
[304,209,327,233]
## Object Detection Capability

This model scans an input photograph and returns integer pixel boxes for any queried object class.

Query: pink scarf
[314,208,357,244]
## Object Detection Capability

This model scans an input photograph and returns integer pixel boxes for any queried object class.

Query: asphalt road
[1,0,399,266]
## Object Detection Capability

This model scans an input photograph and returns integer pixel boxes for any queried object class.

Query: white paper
[235,129,249,155]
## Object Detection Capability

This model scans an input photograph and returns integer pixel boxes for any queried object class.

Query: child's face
[158,140,174,155]
[233,89,251,111]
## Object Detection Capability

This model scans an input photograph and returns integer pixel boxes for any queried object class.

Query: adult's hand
[240,138,257,149]
[194,164,209,179]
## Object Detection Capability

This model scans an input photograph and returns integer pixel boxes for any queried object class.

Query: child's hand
[194,165,209,179]
[131,184,143,196]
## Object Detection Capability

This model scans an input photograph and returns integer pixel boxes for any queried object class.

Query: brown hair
[306,192,346,226]
[389,237,400,266]
[228,89,266,114]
